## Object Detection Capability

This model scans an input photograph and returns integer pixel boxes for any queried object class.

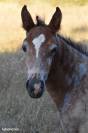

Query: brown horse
[21,5,88,133]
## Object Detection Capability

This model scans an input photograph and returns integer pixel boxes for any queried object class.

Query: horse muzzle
[26,74,45,98]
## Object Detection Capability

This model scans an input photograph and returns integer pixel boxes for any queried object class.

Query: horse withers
[21,5,88,133]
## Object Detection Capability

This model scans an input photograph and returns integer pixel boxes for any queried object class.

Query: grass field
[0,0,88,6]
[0,1,88,133]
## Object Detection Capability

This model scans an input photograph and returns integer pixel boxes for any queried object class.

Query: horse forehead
[32,34,46,46]
[32,33,46,58]
[28,26,52,40]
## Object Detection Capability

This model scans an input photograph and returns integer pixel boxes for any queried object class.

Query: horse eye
[49,44,57,56]
[22,44,27,52]
[22,40,29,52]
[50,47,57,54]
[47,47,57,57]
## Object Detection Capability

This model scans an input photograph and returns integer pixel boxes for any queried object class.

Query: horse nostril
[40,80,44,89]
[26,78,44,98]
[26,80,29,89]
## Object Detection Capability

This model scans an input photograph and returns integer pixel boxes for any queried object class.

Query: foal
[21,5,88,133]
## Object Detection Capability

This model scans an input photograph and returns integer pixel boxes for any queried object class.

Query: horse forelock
[36,16,45,26]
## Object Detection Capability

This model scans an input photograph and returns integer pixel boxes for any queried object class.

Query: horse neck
[47,35,88,110]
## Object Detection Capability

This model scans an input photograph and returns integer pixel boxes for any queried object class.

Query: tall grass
[58,0,88,6]
[0,0,88,6]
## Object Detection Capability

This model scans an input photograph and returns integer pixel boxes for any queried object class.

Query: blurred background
[0,0,88,52]
[0,0,88,133]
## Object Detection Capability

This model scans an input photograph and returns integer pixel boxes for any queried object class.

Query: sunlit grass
[0,2,88,52]
[0,0,88,6]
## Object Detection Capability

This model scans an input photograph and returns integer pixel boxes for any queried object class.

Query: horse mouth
[26,77,44,98]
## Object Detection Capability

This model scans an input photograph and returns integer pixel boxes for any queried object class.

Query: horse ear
[48,7,62,33]
[21,5,35,32]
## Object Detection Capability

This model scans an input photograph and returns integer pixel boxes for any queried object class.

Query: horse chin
[28,90,44,98]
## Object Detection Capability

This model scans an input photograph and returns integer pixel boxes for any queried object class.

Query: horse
[21,5,88,133]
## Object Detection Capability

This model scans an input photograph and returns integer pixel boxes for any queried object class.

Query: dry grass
[0,2,88,133]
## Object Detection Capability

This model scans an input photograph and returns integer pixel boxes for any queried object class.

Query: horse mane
[57,34,88,57]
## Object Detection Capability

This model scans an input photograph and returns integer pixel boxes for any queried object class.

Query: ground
[0,2,88,133]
